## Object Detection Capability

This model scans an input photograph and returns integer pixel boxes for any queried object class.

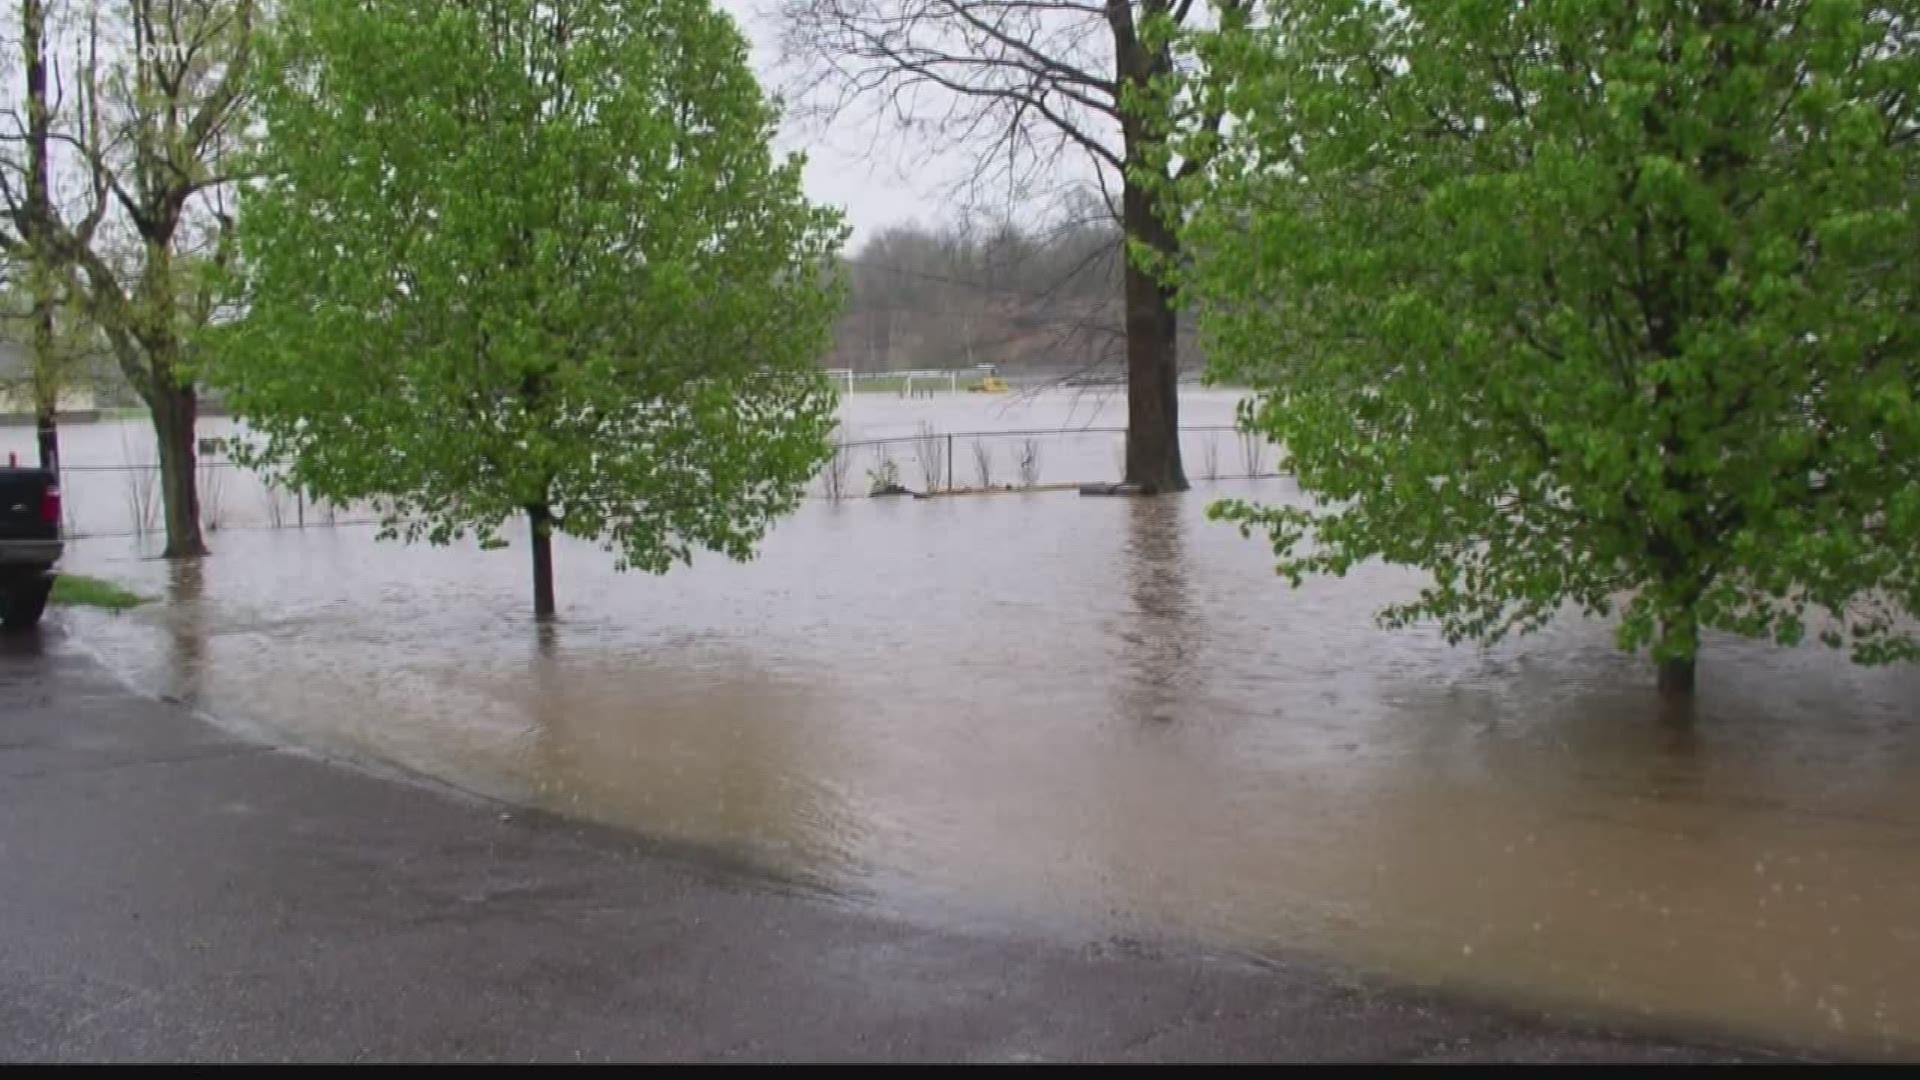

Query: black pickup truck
[0,466,61,630]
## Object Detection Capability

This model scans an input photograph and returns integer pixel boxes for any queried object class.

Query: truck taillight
[40,486,60,525]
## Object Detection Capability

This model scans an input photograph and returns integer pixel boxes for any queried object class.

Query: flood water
[18,392,1920,1057]
[19,388,1262,540]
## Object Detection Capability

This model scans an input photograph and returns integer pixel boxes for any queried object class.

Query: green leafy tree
[1173,0,1920,697]
[216,0,846,617]
[1,258,96,459]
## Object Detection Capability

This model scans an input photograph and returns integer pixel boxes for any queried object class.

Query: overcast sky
[726,0,952,246]
[1,2,978,249]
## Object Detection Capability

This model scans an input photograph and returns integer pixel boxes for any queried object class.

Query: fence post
[946,433,954,491]
[297,493,305,529]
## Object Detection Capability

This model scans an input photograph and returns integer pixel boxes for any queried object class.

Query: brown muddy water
[21,395,1920,1057]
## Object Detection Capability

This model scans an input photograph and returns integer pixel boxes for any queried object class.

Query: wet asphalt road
[0,626,1769,1062]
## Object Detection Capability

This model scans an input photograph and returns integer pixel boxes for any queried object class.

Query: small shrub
[123,467,157,536]
[1238,430,1266,477]
[1017,438,1041,487]
[821,429,853,501]
[262,480,288,529]
[199,461,227,532]
[915,422,946,492]
[867,449,900,495]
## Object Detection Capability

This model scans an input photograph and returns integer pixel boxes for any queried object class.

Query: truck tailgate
[0,469,56,540]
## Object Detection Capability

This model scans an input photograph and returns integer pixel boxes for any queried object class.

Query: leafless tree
[778,0,1249,494]
[832,208,1129,378]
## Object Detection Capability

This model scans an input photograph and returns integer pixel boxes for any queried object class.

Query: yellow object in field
[969,376,1011,393]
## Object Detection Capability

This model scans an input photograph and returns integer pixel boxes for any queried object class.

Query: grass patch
[50,574,150,611]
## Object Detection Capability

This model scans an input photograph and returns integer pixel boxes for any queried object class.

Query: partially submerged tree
[1176,0,1920,697]
[217,0,847,618]
[3,0,73,472]
[0,0,258,557]
[779,0,1251,493]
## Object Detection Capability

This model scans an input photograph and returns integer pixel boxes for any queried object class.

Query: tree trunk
[1119,182,1187,494]
[1657,655,1696,699]
[32,292,57,475]
[151,383,207,559]
[24,0,58,479]
[1110,0,1188,496]
[35,408,58,475]
[1656,610,1698,701]
[528,502,556,620]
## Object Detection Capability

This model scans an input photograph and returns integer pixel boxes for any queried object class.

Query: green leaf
[1171,0,1920,675]
[210,0,847,610]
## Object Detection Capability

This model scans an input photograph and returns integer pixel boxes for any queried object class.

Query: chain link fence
[816,423,1282,500]
[46,423,1284,539]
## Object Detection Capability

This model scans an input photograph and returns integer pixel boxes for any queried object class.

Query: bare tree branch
[774,0,1240,490]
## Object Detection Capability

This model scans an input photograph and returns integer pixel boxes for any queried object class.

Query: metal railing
[826,368,971,396]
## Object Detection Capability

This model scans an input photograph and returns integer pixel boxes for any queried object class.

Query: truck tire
[0,573,53,632]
